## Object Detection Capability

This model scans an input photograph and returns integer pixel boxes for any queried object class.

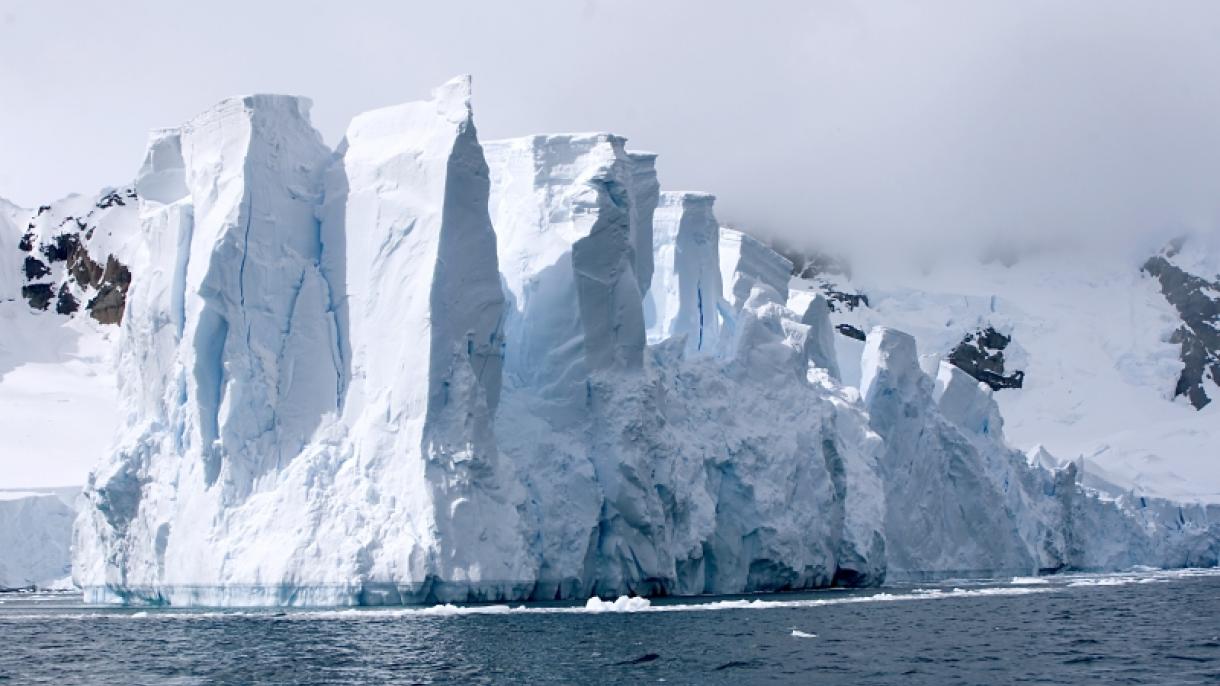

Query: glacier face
[71,77,1219,606]
[644,192,723,354]
[0,490,76,589]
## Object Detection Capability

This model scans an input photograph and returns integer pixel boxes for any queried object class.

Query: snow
[0,490,75,588]
[484,132,648,394]
[793,244,1220,503]
[0,185,134,489]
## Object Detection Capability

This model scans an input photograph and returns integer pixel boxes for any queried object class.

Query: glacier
[63,76,1220,605]
[0,489,76,589]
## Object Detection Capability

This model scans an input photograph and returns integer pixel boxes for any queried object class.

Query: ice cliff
[71,77,1220,605]
[0,489,76,589]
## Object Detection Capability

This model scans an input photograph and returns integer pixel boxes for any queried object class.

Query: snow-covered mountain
[2,77,1217,606]
[0,188,136,492]
[779,233,1220,503]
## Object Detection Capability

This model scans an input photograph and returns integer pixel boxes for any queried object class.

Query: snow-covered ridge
[42,75,1220,605]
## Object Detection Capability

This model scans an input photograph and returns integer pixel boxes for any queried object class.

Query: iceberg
[67,76,1218,606]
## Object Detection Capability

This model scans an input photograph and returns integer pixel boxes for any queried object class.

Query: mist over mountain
[3,1,1218,261]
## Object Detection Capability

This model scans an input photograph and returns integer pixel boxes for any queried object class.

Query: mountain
[0,187,138,492]
[1,77,1216,606]
[778,231,1220,503]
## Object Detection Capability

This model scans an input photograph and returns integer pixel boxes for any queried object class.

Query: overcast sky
[2,0,1218,256]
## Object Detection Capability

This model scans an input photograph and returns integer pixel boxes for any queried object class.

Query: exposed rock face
[772,242,869,313]
[947,326,1025,391]
[12,187,137,323]
[836,323,866,341]
[1142,243,1220,409]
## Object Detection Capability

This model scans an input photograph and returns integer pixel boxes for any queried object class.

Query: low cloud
[1,0,1217,258]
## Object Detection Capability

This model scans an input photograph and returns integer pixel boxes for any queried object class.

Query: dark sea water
[2,568,1219,685]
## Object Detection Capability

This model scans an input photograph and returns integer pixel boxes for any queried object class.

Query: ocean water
[1,568,1218,685]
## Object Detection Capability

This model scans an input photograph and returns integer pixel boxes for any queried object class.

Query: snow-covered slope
[0,189,138,491]
[786,241,1220,503]
[63,77,1218,606]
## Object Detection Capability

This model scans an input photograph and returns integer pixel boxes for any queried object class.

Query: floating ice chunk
[584,596,652,612]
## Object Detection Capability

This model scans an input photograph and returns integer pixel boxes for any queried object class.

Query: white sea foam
[8,567,1220,622]
[1010,577,1049,585]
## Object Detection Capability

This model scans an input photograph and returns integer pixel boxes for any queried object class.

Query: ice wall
[316,75,531,602]
[799,293,841,380]
[645,191,724,354]
[74,93,343,602]
[719,226,794,310]
[485,133,648,397]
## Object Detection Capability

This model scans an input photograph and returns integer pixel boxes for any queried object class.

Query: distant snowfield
[0,301,118,489]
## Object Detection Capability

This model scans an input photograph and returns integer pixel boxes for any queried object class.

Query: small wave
[1010,577,1048,585]
[1067,577,1137,587]
[790,629,817,638]
[0,586,1057,622]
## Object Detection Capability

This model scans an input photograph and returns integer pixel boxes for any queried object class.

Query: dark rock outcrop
[23,255,50,280]
[948,326,1025,391]
[55,283,79,315]
[13,187,136,325]
[21,283,54,311]
[86,256,131,324]
[836,323,867,341]
[1142,245,1220,410]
